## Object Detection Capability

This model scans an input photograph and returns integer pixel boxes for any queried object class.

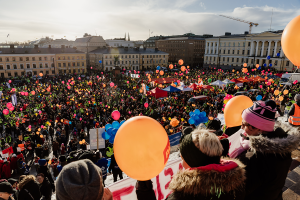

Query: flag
[46,85,51,92]
[2,147,13,154]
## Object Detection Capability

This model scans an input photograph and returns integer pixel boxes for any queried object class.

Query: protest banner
[108,158,182,200]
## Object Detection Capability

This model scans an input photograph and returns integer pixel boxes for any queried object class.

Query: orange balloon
[274,90,279,95]
[283,90,289,95]
[178,59,184,65]
[181,66,186,72]
[224,95,253,128]
[39,73,43,77]
[169,64,174,69]
[282,15,300,67]
[114,116,170,180]
[256,64,259,68]
[187,66,190,69]
[279,96,284,101]
[243,63,247,67]
[160,70,164,75]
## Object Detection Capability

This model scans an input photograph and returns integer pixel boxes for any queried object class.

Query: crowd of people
[0,65,299,200]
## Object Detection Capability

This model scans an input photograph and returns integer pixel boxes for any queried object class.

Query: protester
[56,159,104,200]
[0,181,15,200]
[229,100,300,200]
[95,151,108,186]
[18,175,41,200]
[288,94,300,125]
[36,173,52,200]
[109,153,123,182]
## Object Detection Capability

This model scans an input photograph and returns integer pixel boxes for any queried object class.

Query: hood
[168,158,246,196]
[19,175,36,190]
[248,122,300,157]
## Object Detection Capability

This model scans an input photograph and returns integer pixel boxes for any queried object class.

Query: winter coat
[236,122,300,200]
[10,156,18,170]
[39,177,52,200]
[52,141,59,152]
[164,158,246,200]
[1,161,11,179]
[38,165,55,191]
[108,154,122,173]
[18,175,41,200]
[288,100,300,116]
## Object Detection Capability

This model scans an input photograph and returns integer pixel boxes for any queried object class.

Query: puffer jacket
[236,122,300,200]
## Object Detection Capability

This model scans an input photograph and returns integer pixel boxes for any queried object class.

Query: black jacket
[18,175,41,200]
[236,123,300,200]
[39,177,52,200]
[108,154,122,172]
[38,165,55,191]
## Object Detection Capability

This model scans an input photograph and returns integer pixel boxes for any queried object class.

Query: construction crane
[219,15,259,34]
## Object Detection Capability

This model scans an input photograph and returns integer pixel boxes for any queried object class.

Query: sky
[1,0,300,43]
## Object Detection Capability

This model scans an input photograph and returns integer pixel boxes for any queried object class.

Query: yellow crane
[219,15,259,34]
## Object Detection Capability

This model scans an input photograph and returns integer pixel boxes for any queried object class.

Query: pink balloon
[3,109,9,115]
[68,80,71,83]
[110,82,114,87]
[144,102,149,108]
[78,77,81,80]
[138,71,140,74]
[8,80,11,83]
[24,92,28,96]
[31,91,35,95]
[111,110,120,120]
[91,67,93,69]
[38,111,42,114]
[20,108,23,111]
[62,81,65,84]
[67,86,71,90]
[9,106,14,111]
[6,102,12,108]
[80,117,82,121]
[21,92,25,96]
[97,76,99,78]
[127,81,129,84]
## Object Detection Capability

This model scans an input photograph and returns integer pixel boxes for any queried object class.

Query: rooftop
[0,47,84,54]
[90,47,168,55]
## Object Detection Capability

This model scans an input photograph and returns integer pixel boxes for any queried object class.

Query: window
[248,42,251,47]
[81,56,84,59]
[1,73,4,77]
[237,58,239,62]
[233,42,235,47]
[72,62,75,67]
[223,50,225,54]
[242,50,245,55]
[26,57,29,61]
[58,56,61,60]
[213,57,215,61]
[126,61,128,64]
[129,61,131,64]
[238,42,240,47]
[68,56,70,60]
[125,55,127,58]
[6,58,9,62]
[52,70,55,74]
[251,59,253,64]
[247,50,250,55]
[8,73,11,77]
[77,56,79,60]
[64,70,66,73]
[232,58,234,62]
[58,63,61,67]
[14,72,18,77]
[63,63,66,67]
[6,65,10,69]
[33,64,36,68]
[0,58,2,62]
[73,69,76,73]
[21,72,24,76]
[40,64,43,68]
[20,57,23,61]
[237,50,239,54]
[110,61,112,65]
[46,71,49,74]
[227,58,229,62]
[68,63,71,67]
[45,63,48,68]
[223,57,225,61]
[27,64,30,68]
[241,58,244,63]
[78,69,80,73]
[232,50,235,54]
[72,56,75,60]
[228,50,230,54]
[39,57,42,61]
[246,58,248,63]
[44,57,47,61]
[228,43,231,47]
[13,64,17,69]
[129,55,131,58]
[286,61,290,66]
[32,57,35,61]
[77,62,80,67]
[243,42,245,47]
[82,62,84,66]
[0,65,3,69]
[69,69,71,73]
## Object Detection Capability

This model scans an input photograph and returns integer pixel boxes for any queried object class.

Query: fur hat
[242,100,277,132]
[56,159,104,200]
[180,127,223,168]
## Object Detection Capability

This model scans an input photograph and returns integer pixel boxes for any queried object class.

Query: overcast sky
[1,0,300,43]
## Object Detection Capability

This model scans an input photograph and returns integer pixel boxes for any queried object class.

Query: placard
[89,128,105,149]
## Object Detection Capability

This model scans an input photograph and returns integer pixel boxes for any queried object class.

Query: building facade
[0,45,86,78]
[204,31,295,71]
[89,47,168,71]
[156,37,206,67]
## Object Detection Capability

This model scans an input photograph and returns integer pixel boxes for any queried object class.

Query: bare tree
[83,33,92,37]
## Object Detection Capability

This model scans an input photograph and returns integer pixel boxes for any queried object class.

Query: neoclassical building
[204,30,295,71]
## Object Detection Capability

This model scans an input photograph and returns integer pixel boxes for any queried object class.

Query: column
[267,41,271,57]
[208,42,211,55]
[273,41,278,57]
[216,42,219,55]
[255,41,259,56]
[280,42,284,57]
[261,41,265,57]
[250,41,254,56]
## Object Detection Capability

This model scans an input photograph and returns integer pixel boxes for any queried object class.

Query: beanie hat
[56,159,104,200]
[0,181,14,194]
[242,100,276,132]
[38,159,47,166]
[180,127,223,168]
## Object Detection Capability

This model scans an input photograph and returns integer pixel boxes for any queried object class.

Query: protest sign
[89,128,105,149]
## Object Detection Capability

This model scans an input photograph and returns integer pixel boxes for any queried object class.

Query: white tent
[210,80,227,87]
[223,79,235,84]
[178,86,193,92]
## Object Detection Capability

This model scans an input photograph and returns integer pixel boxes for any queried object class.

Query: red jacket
[1,161,11,179]
[10,157,18,170]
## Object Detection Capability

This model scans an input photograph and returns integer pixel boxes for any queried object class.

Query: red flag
[2,147,13,154]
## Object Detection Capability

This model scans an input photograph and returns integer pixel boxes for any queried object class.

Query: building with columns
[204,30,295,71]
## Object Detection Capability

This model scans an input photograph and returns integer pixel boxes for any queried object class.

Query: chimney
[34,45,38,49]
[225,32,231,36]
[10,45,14,49]
[48,45,51,49]
[61,45,65,49]
[244,31,249,35]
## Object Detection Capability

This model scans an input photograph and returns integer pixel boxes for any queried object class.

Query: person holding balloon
[228,100,300,200]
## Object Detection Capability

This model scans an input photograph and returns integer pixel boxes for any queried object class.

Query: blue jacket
[95,158,108,178]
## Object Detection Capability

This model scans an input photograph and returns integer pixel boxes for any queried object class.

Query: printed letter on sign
[112,185,134,200]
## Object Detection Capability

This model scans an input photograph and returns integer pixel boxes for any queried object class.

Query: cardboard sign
[89,128,105,149]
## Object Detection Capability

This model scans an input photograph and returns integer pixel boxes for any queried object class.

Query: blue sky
[1,0,300,43]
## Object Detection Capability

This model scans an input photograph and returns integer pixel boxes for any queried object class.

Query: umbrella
[162,86,181,92]
[210,80,227,87]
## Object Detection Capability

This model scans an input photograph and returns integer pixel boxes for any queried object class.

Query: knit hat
[38,159,47,166]
[242,100,277,132]
[180,127,223,168]
[0,181,14,194]
[56,159,104,200]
